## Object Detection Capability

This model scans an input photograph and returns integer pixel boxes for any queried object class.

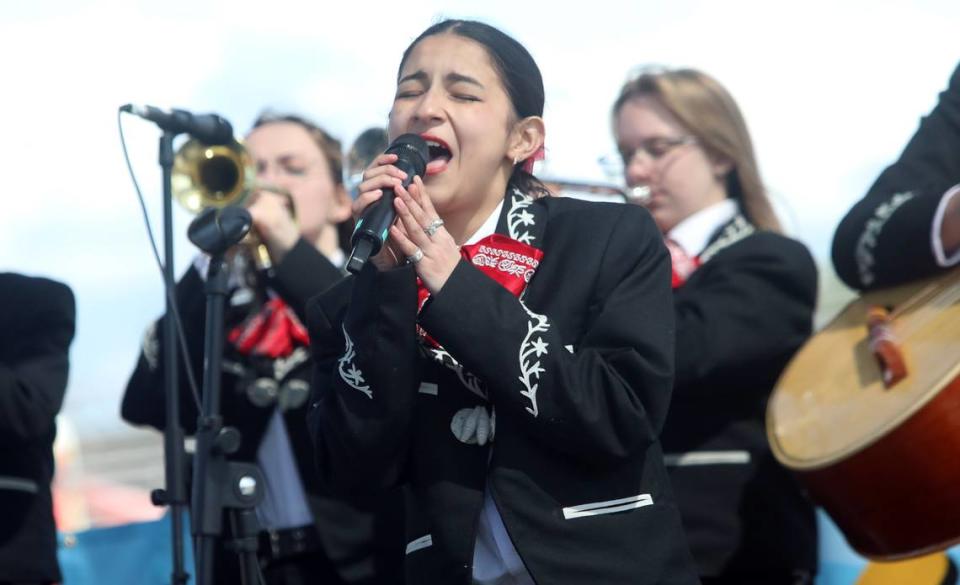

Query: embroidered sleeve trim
[855,191,916,287]
[663,450,751,466]
[338,324,372,399]
[0,476,39,494]
[562,493,654,519]
[405,534,433,555]
[518,301,549,417]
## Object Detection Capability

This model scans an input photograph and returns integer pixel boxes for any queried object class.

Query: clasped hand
[353,153,460,293]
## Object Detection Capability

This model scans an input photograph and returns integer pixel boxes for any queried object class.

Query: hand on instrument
[248,190,299,263]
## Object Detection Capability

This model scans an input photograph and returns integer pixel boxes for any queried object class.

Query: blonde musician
[612,68,819,584]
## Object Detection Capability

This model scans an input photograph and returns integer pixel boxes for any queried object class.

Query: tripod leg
[196,536,216,585]
[230,507,267,585]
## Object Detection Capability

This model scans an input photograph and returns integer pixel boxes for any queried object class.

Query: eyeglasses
[618,136,696,165]
[597,135,696,178]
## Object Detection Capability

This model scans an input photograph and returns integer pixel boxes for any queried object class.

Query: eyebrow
[446,72,484,88]
[258,154,309,167]
[398,70,484,89]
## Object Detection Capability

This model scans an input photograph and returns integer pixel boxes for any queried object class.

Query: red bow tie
[417,234,544,346]
[228,297,310,359]
[665,238,701,288]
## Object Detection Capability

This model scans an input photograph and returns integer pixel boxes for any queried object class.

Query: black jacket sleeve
[121,240,343,432]
[421,206,675,465]
[306,263,422,494]
[0,277,75,442]
[120,265,206,432]
[673,233,817,393]
[271,238,344,322]
[832,62,960,290]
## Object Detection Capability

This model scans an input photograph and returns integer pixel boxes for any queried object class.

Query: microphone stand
[149,131,190,585]
[188,208,265,585]
[149,132,263,585]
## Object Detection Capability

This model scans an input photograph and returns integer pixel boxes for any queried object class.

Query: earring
[513,156,519,166]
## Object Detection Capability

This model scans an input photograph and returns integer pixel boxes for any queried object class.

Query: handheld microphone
[345,134,429,274]
[120,104,234,145]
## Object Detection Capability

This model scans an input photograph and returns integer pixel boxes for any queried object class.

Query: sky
[2,0,958,438]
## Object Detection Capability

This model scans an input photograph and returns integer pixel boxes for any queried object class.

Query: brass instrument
[541,176,651,206]
[172,138,293,271]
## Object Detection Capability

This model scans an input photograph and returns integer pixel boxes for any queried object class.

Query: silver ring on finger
[423,218,445,237]
[407,247,424,264]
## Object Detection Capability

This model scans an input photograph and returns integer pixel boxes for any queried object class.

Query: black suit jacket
[307,191,700,585]
[0,273,75,583]
[832,62,960,290]
[121,239,402,584]
[661,215,819,577]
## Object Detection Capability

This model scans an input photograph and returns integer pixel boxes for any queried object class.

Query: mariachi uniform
[307,189,700,585]
[832,61,960,290]
[660,200,818,584]
[121,239,403,585]
[0,273,74,585]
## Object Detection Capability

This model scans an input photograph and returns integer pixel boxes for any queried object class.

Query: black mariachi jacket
[832,62,960,290]
[121,240,402,584]
[307,190,700,585]
[0,273,75,583]
[122,238,341,480]
[661,214,819,577]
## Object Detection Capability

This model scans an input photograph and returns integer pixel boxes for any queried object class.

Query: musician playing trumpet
[121,112,403,585]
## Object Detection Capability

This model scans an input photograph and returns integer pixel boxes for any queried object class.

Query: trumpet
[540,176,652,206]
[172,138,294,271]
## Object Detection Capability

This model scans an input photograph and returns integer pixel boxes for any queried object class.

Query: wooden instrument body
[768,268,960,559]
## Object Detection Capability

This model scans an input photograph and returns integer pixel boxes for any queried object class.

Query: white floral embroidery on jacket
[507,189,536,245]
[423,345,486,400]
[518,301,549,417]
[338,324,371,399]
[854,191,915,287]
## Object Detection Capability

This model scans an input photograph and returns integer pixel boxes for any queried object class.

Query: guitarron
[767,267,960,559]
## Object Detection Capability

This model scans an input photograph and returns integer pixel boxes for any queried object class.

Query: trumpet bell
[172,139,256,213]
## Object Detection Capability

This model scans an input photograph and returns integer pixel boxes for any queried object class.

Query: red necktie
[228,297,310,359]
[416,234,544,346]
[665,238,701,288]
